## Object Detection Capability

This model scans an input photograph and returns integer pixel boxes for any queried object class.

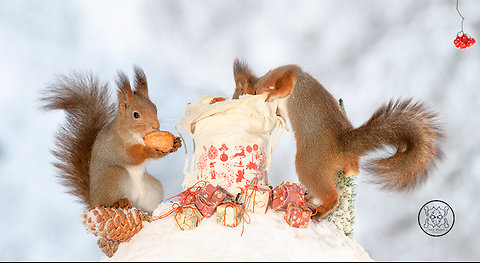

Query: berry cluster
[454,32,476,49]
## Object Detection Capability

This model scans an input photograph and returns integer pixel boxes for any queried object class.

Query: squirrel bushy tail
[341,98,444,191]
[41,74,115,205]
[231,60,445,217]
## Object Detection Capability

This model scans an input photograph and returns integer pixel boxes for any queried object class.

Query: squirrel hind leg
[312,186,339,219]
[296,154,340,219]
[89,166,128,209]
[344,156,360,177]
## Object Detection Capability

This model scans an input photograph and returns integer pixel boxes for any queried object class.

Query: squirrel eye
[133,112,140,119]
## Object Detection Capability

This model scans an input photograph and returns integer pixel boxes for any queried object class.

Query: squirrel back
[41,74,115,205]
[232,59,444,218]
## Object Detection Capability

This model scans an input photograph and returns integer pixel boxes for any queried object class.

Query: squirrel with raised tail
[232,59,444,218]
[41,66,182,214]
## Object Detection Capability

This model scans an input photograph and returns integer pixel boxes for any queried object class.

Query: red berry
[453,33,476,49]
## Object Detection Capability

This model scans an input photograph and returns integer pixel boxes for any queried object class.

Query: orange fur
[232,59,444,218]
[127,144,153,165]
[254,66,299,100]
[42,67,182,213]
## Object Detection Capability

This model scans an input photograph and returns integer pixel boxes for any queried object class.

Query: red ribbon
[150,203,202,231]
[166,180,208,204]
[149,180,208,224]
[195,183,232,218]
[218,200,251,236]
[284,201,318,227]
[272,182,307,209]
[241,184,271,213]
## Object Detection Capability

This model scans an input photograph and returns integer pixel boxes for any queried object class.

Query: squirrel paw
[312,200,339,219]
[111,198,133,209]
[148,136,181,156]
[169,137,182,153]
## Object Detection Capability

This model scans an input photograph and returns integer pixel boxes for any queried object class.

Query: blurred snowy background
[1,0,479,261]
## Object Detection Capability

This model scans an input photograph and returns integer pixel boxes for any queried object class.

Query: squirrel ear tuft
[116,71,134,111]
[134,66,149,98]
[233,58,257,99]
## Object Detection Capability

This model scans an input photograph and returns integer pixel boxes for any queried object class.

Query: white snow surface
[103,202,372,262]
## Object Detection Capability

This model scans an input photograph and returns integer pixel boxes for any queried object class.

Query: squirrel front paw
[169,137,182,153]
[145,145,168,159]
[154,136,181,155]
[144,137,181,158]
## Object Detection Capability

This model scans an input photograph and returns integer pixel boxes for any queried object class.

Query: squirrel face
[124,93,160,134]
[116,67,160,137]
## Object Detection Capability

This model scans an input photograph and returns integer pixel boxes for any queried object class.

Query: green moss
[324,99,356,237]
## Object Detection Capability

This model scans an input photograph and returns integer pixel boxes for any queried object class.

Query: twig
[456,0,465,33]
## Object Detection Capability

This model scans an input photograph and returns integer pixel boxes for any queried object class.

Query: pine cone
[97,238,121,258]
[81,205,149,242]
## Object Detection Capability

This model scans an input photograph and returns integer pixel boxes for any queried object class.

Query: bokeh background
[1,0,479,260]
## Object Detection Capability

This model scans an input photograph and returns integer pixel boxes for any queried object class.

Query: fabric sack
[177,94,286,196]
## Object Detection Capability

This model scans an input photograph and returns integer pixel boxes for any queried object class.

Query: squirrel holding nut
[42,66,182,214]
[232,59,444,218]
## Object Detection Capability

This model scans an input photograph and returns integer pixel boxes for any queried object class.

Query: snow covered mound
[102,202,372,261]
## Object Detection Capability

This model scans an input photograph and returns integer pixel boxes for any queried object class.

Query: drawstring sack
[177,94,286,196]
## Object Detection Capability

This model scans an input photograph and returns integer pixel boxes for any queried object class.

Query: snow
[102,202,372,262]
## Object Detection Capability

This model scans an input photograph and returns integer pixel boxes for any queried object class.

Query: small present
[194,183,232,217]
[284,203,314,228]
[216,202,243,227]
[271,181,306,211]
[240,185,271,214]
[175,180,208,205]
[174,204,203,230]
[178,190,198,205]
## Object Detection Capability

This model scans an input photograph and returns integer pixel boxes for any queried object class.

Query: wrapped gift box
[174,204,203,230]
[176,180,208,205]
[216,203,242,227]
[240,186,271,214]
[178,190,196,205]
[194,183,232,217]
[271,181,306,211]
[284,203,313,228]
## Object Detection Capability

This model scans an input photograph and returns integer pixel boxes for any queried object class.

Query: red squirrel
[41,67,182,214]
[232,59,444,218]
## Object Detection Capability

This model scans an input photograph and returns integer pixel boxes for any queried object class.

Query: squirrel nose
[152,122,160,131]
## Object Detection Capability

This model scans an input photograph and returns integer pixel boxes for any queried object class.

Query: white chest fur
[124,162,163,212]
[122,133,163,212]
[125,163,147,201]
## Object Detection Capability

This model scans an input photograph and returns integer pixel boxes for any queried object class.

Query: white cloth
[177,94,286,196]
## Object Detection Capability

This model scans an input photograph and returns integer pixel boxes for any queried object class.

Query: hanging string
[453,0,475,49]
[456,0,465,33]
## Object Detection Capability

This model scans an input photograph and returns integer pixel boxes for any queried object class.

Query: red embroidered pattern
[196,143,266,194]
